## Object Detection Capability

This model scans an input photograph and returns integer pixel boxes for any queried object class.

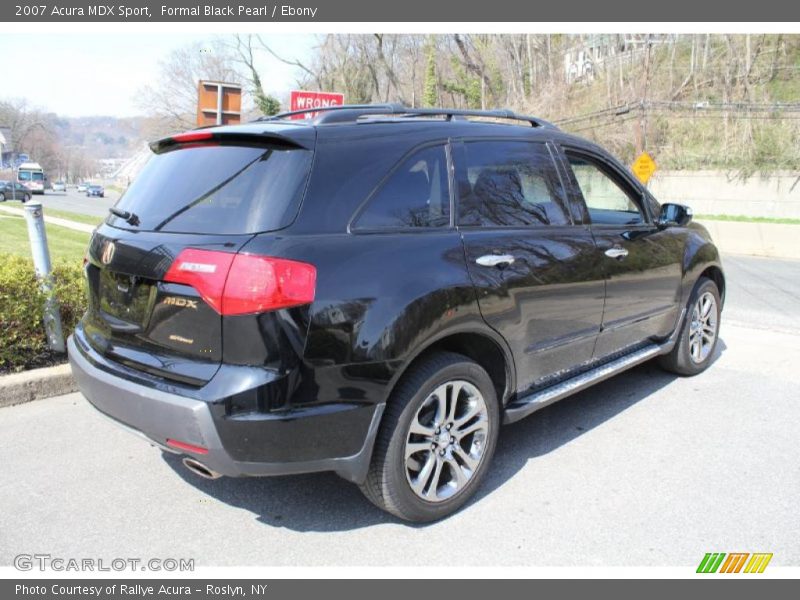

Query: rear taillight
[171,131,214,144]
[164,249,316,316]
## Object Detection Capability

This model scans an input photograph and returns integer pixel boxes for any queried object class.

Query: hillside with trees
[0,99,147,181]
[136,33,795,173]
[270,34,799,172]
[134,34,800,173]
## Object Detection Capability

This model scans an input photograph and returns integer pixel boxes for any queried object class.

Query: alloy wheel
[404,380,489,502]
[688,291,718,363]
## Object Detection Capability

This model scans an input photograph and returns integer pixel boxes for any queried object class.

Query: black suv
[69,105,725,522]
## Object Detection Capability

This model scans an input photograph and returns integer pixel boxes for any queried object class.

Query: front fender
[680,222,725,308]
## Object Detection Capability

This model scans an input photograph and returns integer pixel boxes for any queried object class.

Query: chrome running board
[503,343,663,424]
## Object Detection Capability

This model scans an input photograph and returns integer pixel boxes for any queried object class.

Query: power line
[555,99,800,133]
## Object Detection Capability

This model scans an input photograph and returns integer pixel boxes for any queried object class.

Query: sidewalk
[0,204,95,234]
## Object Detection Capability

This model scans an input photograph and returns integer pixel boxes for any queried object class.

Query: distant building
[0,128,21,170]
[0,127,9,155]
[563,34,670,83]
[98,158,128,178]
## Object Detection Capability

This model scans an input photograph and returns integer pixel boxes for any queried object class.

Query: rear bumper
[68,334,384,482]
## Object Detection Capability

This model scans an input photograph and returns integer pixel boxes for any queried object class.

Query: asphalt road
[37,188,118,218]
[1,255,798,568]
[722,254,800,334]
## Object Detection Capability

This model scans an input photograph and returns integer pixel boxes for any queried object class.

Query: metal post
[216,83,223,125]
[23,202,66,353]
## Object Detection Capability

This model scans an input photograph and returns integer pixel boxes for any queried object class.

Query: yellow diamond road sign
[632,152,657,184]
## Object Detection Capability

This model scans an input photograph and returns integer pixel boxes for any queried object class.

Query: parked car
[0,180,32,203]
[69,105,725,522]
[77,182,90,192]
[86,184,105,198]
[52,181,67,192]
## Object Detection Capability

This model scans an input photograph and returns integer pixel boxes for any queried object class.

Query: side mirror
[657,203,693,228]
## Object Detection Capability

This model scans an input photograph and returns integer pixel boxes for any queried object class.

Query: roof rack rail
[258,103,406,123]
[392,107,556,129]
[260,103,557,128]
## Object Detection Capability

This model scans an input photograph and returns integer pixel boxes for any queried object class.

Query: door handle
[604,246,629,259]
[476,254,515,268]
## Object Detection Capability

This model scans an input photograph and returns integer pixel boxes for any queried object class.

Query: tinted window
[108,144,313,234]
[457,141,569,227]
[566,154,644,226]
[354,145,450,230]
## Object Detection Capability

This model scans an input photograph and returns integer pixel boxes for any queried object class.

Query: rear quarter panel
[242,231,494,409]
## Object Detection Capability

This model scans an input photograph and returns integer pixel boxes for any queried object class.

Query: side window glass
[354,145,450,230]
[457,141,570,227]
[566,153,645,226]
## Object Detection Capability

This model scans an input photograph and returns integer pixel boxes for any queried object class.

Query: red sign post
[289,90,345,119]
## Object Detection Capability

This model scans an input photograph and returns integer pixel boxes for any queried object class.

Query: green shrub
[0,253,87,373]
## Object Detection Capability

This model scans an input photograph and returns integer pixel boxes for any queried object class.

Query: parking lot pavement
[2,331,798,567]
[1,256,798,568]
[37,188,117,218]
[722,253,800,334]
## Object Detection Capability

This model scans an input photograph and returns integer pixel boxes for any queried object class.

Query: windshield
[108,144,313,234]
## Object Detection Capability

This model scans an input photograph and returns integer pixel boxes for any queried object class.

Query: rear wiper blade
[109,207,140,226]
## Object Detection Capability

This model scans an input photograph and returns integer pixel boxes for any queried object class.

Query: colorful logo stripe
[744,553,773,573]
[697,553,773,573]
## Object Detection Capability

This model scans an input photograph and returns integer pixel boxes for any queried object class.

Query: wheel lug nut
[435,427,441,434]
[439,450,445,456]
[450,436,455,444]
[446,423,452,430]
[431,443,437,450]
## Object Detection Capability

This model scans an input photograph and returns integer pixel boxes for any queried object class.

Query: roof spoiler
[149,129,310,154]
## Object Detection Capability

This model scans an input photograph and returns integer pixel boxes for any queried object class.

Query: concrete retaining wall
[696,219,800,259]
[650,170,800,219]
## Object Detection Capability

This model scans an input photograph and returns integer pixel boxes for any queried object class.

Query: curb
[0,363,77,408]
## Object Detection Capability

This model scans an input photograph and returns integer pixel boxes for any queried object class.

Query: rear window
[353,145,450,230]
[108,144,313,234]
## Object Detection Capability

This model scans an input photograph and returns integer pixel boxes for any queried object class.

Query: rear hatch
[82,127,315,386]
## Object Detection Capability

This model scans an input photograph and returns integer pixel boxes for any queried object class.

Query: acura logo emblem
[101,241,116,265]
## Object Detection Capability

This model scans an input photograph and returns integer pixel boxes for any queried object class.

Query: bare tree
[136,40,240,135]
[229,34,281,115]
[0,99,51,150]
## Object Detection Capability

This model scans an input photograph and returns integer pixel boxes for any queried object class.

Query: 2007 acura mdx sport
[69,104,725,522]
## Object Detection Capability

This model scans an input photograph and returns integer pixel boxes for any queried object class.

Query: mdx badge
[163,297,199,309]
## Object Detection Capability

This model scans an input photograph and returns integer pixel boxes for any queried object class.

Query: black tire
[360,352,500,522]
[659,277,721,376]
[0,192,5,202]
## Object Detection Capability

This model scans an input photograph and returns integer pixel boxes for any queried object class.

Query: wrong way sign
[289,90,345,120]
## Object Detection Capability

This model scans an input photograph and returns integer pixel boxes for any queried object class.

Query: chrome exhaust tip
[182,457,222,480]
